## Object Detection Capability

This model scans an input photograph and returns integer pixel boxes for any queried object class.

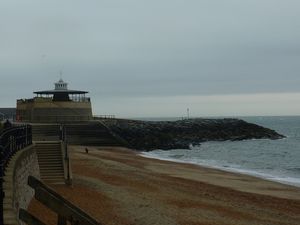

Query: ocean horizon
[140,116,300,187]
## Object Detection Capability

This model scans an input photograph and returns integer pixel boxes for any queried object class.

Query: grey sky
[1,0,300,117]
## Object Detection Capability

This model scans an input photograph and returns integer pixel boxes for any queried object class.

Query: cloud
[0,0,300,116]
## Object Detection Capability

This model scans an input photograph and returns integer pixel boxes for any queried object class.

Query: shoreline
[140,151,300,188]
[135,149,300,200]
[28,146,300,225]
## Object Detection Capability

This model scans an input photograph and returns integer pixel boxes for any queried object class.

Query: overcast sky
[1,0,300,117]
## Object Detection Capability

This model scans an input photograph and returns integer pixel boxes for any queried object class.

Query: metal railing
[31,115,92,123]
[60,125,72,185]
[93,115,115,120]
[0,124,32,224]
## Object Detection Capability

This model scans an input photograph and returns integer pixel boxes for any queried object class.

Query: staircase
[35,142,65,184]
[32,124,60,141]
[31,122,123,146]
[66,122,121,146]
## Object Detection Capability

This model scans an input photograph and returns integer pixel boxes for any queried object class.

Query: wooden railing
[19,176,101,225]
[0,124,32,224]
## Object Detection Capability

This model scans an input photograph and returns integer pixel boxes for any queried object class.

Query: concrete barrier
[3,144,40,225]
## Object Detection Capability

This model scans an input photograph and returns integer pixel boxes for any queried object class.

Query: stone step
[38,160,63,164]
[38,153,61,155]
[37,149,61,151]
[41,176,64,180]
[36,145,60,147]
[33,134,59,136]
[38,160,62,163]
[40,169,64,172]
[36,142,60,144]
[41,172,64,176]
[38,163,63,167]
[36,147,61,149]
[38,158,63,162]
[40,166,64,170]
[37,152,62,155]
[36,143,61,145]
[39,165,63,169]
[40,164,63,170]
[39,166,63,169]
[38,154,61,157]
[38,161,62,164]
[32,130,59,132]
[3,210,18,223]
[3,218,18,225]
[37,149,61,152]
[37,153,62,156]
[36,146,61,149]
[36,145,61,147]
[3,203,13,210]
[38,156,62,159]
[42,178,65,182]
[39,163,63,166]
[40,167,63,171]
[38,158,62,162]
[34,138,60,141]
[40,170,64,173]
[37,146,61,148]
[38,152,62,155]
[41,176,64,179]
[41,175,64,179]
[42,177,65,180]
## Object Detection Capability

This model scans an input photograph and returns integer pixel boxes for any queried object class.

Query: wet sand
[28,146,300,225]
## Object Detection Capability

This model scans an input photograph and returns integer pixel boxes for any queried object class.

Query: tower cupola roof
[34,79,88,95]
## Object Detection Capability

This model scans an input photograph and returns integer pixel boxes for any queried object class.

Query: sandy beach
[28,146,300,225]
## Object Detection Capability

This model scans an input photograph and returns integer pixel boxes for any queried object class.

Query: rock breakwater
[102,118,285,151]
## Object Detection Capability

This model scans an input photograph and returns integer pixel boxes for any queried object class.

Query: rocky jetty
[102,118,285,151]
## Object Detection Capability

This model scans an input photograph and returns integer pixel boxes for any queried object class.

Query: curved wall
[3,144,40,225]
[17,99,93,123]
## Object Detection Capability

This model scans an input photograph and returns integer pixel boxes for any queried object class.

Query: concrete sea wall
[3,144,40,225]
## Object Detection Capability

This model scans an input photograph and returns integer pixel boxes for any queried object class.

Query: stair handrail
[60,125,72,185]
[96,120,132,149]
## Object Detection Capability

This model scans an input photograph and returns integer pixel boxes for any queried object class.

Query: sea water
[141,116,300,187]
